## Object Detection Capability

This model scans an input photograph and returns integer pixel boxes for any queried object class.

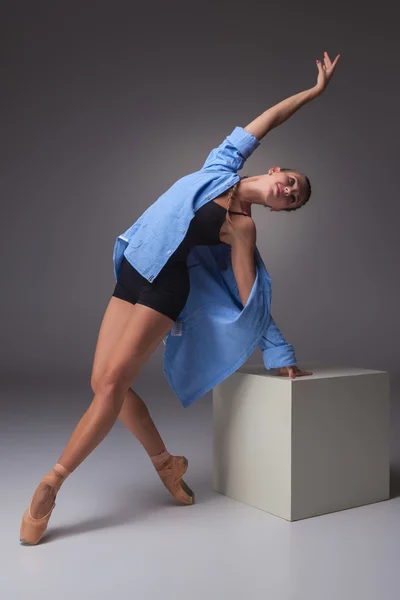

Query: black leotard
[169,200,250,263]
[112,199,250,322]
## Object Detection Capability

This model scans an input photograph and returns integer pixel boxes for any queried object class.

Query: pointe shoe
[20,464,70,545]
[150,450,195,505]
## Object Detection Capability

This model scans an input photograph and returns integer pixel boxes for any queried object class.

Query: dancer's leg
[116,387,166,457]
[90,296,167,458]
[90,297,193,505]
[26,302,173,522]
[27,384,168,521]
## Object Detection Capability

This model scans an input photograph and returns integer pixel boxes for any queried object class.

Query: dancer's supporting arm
[230,219,257,307]
[244,52,340,141]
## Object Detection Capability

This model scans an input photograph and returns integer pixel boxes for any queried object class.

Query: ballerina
[20,51,340,545]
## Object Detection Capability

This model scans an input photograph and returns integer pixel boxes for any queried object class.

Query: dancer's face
[259,167,307,211]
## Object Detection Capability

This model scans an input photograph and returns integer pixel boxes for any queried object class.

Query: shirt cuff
[226,126,260,160]
[262,344,297,370]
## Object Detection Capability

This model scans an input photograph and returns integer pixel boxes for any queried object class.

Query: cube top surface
[237,363,388,380]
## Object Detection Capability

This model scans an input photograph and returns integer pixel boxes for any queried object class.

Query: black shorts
[112,255,190,322]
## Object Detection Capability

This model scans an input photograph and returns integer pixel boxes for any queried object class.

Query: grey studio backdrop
[1,3,399,479]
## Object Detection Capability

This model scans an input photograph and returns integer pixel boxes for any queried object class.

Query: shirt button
[181,228,186,233]
[167,250,171,254]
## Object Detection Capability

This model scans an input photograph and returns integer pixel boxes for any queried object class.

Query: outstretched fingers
[324,51,341,73]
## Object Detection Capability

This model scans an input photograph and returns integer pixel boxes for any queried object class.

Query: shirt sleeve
[200,126,260,173]
[258,314,297,370]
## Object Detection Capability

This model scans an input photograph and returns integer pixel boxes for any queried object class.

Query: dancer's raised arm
[244,51,340,141]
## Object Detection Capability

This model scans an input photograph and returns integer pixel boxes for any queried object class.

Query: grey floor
[3,373,400,600]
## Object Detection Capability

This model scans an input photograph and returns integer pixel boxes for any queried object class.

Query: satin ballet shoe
[150,450,195,505]
[20,464,70,545]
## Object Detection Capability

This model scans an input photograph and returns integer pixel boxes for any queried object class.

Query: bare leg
[28,303,173,521]
[91,296,168,458]
[116,387,193,504]
[29,377,193,522]
[29,386,166,520]
[117,387,166,457]
[22,302,192,544]
[29,378,133,519]
[57,383,127,472]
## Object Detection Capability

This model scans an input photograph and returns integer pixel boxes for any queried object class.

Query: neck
[237,176,269,209]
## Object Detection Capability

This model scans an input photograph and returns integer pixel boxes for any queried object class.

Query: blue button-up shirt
[113,126,296,407]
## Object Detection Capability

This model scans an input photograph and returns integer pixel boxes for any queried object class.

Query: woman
[20,51,340,545]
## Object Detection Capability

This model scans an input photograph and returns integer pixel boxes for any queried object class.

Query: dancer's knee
[93,367,131,409]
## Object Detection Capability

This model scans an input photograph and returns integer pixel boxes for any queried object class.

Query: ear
[268,166,281,176]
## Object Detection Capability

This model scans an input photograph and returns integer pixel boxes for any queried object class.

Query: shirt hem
[163,332,263,408]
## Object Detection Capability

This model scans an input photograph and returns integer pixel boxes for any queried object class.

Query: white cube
[212,364,390,521]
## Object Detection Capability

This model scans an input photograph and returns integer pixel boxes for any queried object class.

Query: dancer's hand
[276,366,313,379]
[314,51,340,95]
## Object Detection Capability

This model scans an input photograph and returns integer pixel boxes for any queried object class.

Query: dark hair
[280,168,312,212]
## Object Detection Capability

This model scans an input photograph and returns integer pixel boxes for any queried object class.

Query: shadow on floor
[37,471,215,545]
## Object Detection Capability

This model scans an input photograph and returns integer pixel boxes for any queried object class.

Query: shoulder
[223,216,256,247]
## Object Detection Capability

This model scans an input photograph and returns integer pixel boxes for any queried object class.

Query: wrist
[311,85,324,98]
